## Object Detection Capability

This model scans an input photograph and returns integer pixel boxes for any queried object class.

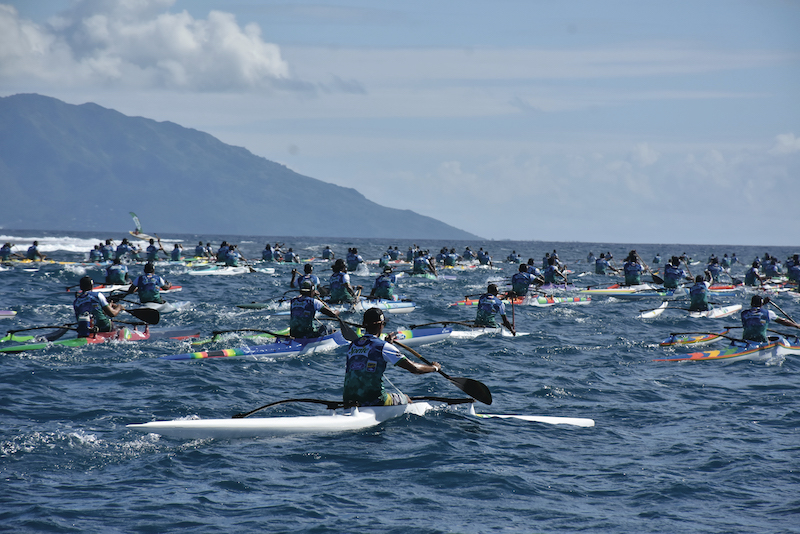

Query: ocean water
[1,230,799,534]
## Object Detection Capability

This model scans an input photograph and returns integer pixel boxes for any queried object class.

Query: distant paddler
[321,245,335,260]
[663,256,689,289]
[74,276,124,337]
[622,250,644,286]
[283,248,300,264]
[170,243,184,262]
[329,259,361,304]
[688,275,710,312]
[291,264,325,295]
[543,256,568,285]
[115,238,136,260]
[105,257,131,285]
[594,253,617,275]
[194,241,206,258]
[26,241,47,261]
[474,284,516,335]
[346,248,364,272]
[741,296,800,342]
[344,308,441,406]
[412,250,437,276]
[127,262,172,304]
[289,281,339,339]
[744,261,765,287]
[1,242,20,261]
[101,239,115,261]
[369,265,399,300]
[511,264,540,297]
[145,238,163,262]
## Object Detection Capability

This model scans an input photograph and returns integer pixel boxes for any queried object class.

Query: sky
[1,0,799,246]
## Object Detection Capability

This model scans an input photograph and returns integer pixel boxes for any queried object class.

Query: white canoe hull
[128,402,438,439]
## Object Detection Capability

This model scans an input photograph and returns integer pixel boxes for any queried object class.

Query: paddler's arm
[500,314,516,336]
[103,302,124,318]
[775,317,800,330]
[290,268,298,288]
[396,356,440,374]
[319,305,338,320]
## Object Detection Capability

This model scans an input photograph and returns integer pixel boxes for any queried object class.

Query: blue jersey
[343,334,405,405]
[475,294,506,327]
[146,245,159,261]
[623,261,643,285]
[663,264,685,289]
[322,248,334,260]
[595,258,610,274]
[741,306,775,342]
[26,245,39,260]
[372,273,397,299]
[1,245,13,261]
[329,272,354,303]
[89,248,102,262]
[105,264,128,284]
[171,248,183,261]
[689,281,709,311]
[73,290,112,336]
[511,271,537,296]
[132,273,167,303]
[225,250,241,266]
[296,273,321,289]
[744,267,761,286]
[289,295,326,338]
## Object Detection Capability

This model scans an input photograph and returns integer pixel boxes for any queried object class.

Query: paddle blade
[126,308,160,324]
[449,377,493,405]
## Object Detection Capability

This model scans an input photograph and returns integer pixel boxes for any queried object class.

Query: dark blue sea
[2,230,799,533]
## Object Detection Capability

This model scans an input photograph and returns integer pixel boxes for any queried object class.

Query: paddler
[73,276,123,337]
[329,259,361,304]
[346,248,364,272]
[622,251,644,286]
[543,256,567,285]
[595,253,615,275]
[741,296,800,342]
[511,263,540,297]
[343,308,441,406]
[1,242,17,261]
[145,239,161,262]
[289,281,338,339]
[475,284,516,335]
[127,262,172,304]
[26,241,46,261]
[321,245,335,260]
[194,241,206,258]
[170,243,184,262]
[369,265,398,300]
[105,257,130,285]
[291,264,321,290]
[688,275,710,312]
[115,238,135,260]
[744,261,764,287]
[663,256,688,289]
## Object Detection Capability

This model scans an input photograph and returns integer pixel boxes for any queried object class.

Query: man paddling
[128,263,172,304]
[511,263,540,297]
[289,281,338,339]
[73,276,124,337]
[475,284,516,335]
[688,275,710,312]
[26,241,46,261]
[663,256,689,289]
[741,296,800,342]
[343,308,441,406]
[329,259,361,304]
[369,265,398,300]
[622,251,644,286]
[105,257,130,285]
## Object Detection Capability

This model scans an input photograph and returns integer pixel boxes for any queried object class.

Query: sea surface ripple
[1,231,799,533]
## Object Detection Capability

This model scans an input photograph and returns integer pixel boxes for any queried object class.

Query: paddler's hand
[429,362,441,373]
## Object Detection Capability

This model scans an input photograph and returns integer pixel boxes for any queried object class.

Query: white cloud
[770,133,800,155]
[0,1,289,91]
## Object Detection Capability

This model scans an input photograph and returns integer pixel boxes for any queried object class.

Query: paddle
[409,320,481,329]
[124,307,160,324]
[5,325,74,342]
[393,340,493,405]
[337,313,359,342]
[766,298,797,324]
[232,395,475,419]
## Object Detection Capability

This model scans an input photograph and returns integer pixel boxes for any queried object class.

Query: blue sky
[2,0,799,245]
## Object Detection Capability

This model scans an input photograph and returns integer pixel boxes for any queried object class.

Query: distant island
[0,93,480,240]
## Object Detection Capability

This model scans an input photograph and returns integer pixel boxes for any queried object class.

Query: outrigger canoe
[0,310,16,319]
[127,398,595,439]
[163,327,451,361]
[654,334,800,362]
[264,296,417,315]
[0,326,201,353]
[450,295,590,308]
[659,329,734,347]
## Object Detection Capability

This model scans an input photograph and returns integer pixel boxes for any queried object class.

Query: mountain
[0,94,479,240]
